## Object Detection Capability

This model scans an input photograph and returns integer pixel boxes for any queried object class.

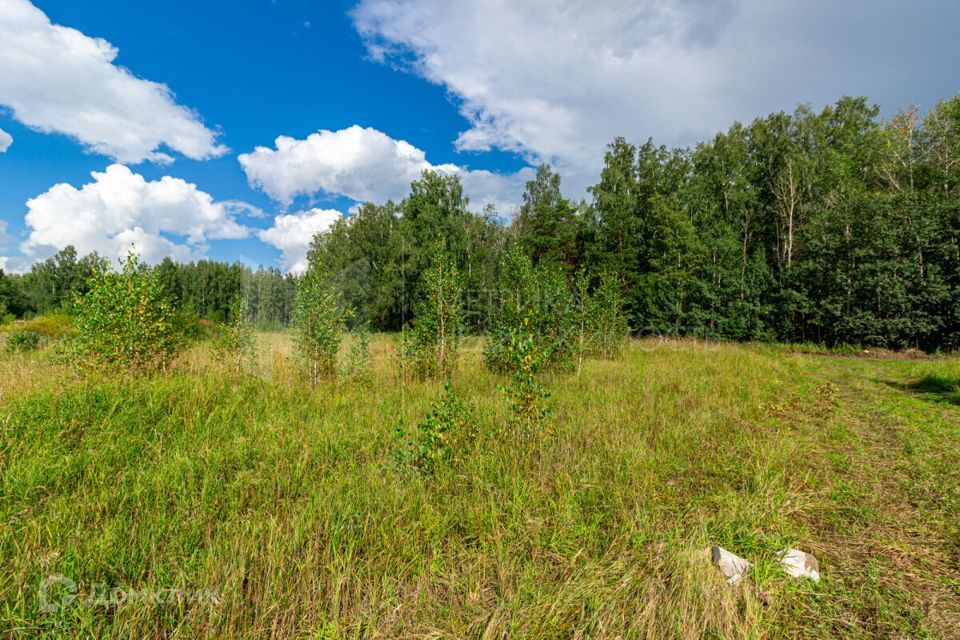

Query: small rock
[711,546,751,585]
[777,548,820,582]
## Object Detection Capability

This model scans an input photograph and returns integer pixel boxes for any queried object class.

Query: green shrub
[573,268,590,373]
[294,267,347,385]
[394,382,478,474]
[196,318,219,339]
[535,263,577,367]
[5,330,41,353]
[484,247,534,372]
[72,251,180,372]
[501,316,551,438]
[213,294,257,374]
[485,247,575,373]
[573,268,631,372]
[172,303,215,343]
[402,251,462,380]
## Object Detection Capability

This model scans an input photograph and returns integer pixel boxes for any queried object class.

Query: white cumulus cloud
[259,208,343,274]
[239,124,530,215]
[352,0,960,195]
[0,0,226,163]
[0,127,11,152]
[5,164,249,271]
[239,125,444,205]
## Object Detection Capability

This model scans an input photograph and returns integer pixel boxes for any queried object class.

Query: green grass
[1,336,959,638]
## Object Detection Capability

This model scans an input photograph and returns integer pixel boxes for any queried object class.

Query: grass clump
[4,330,41,353]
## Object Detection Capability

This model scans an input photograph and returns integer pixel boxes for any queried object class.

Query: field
[1,334,959,639]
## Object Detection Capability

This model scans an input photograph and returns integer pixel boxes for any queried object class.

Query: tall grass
[1,335,958,638]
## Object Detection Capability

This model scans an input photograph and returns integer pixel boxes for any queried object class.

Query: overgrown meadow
[2,92,960,638]
[1,246,959,639]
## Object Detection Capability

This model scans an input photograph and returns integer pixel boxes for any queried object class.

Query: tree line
[311,94,960,350]
[1,248,297,327]
[583,95,960,350]
[2,93,959,350]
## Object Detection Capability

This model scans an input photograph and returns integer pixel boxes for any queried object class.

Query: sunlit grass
[1,335,958,638]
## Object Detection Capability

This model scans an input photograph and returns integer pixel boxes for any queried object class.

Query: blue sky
[2,0,959,273]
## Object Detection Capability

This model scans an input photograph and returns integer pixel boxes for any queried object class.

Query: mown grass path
[1,337,958,638]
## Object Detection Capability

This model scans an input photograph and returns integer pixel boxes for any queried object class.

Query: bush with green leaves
[171,303,213,343]
[394,382,478,474]
[73,252,180,372]
[500,316,552,438]
[484,247,576,373]
[573,268,630,371]
[5,330,41,353]
[213,294,257,374]
[535,263,577,366]
[294,267,347,385]
[483,247,535,372]
[402,250,462,379]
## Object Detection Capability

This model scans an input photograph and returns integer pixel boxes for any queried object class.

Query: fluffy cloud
[239,125,446,205]
[6,164,248,270]
[0,127,11,152]
[259,208,343,274]
[353,0,960,194]
[239,124,530,214]
[0,0,226,163]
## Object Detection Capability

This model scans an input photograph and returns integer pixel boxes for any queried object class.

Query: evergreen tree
[514,164,583,272]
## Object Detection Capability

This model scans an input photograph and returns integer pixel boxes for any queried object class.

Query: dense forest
[311,94,960,350]
[1,247,297,327]
[2,94,959,349]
